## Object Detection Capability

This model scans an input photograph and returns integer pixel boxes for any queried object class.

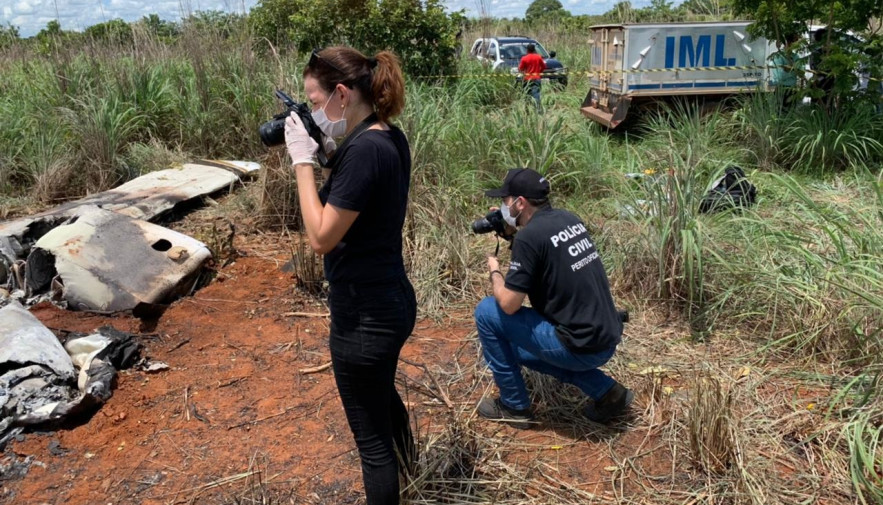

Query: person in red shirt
[519,44,546,113]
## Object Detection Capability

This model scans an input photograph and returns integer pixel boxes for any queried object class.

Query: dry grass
[688,376,736,475]
[398,324,870,505]
[196,217,238,267]
[287,237,325,298]
[255,152,301,230]
[138,219,878,505]
[177,452,295,505]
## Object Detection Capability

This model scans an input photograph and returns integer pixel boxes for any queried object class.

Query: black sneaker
[477,397,534,429]
[583,383,634,424]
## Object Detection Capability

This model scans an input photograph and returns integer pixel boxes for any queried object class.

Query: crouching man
[475,168,632,427]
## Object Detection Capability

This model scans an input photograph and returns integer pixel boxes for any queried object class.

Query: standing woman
[284,47,415,505]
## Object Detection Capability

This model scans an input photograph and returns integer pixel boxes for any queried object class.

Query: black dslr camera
[471,209,513,240]
[259,90,328,166]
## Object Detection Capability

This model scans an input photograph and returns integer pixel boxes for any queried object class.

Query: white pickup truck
[581,21,776,128]
[469,36,568,87]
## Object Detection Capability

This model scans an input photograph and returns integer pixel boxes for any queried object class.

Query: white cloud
[13,1,34,15]
[445,0,676,18]
[1,0,258,37]
[2,0,681,38]
[444,0,606,18]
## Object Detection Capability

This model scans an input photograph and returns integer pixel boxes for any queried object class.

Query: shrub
[251,0,464,77]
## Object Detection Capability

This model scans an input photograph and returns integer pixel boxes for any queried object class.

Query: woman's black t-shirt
[318,126,411,285]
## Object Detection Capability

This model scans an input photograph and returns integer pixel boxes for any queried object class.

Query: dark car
[469,36,568,87]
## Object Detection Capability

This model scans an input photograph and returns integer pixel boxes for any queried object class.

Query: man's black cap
[485,168,550,199]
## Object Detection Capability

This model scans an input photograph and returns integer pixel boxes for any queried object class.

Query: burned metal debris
[0,160,260,312]
[27,206,212,313]
[0,160,260,445]
[0,302,143,445]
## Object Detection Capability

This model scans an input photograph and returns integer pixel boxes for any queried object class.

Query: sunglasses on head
[308,48,346,75]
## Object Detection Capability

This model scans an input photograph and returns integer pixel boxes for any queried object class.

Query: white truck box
[582,22,776,128]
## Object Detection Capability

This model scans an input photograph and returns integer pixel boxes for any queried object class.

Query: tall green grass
[736,92,883,174]
[699,174,883,363]
[0,34,287,200]
[783,105,883,173]
[845,397,883,505]
[609,101,883,360]
[1,24,880,357]
[616,102,742,335]
[65,92,146,190]
[3,22,883,505]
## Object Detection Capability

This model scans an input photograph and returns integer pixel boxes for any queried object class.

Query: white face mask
[501,199,521,228]
[311,92,347,138]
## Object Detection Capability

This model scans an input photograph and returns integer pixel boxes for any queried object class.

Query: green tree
[249,0,301,45]
[140,14,179,40]
[733,0,883,105]
[252,0,464,77]
[39,20,62,38]
[84,19,133,44]
[604,1,635,23]
[643,0,682,21]
[677,0,734,19]
[525,0,571,23]
[36,20,72,55]
[602,0,685,22]
[561,14,605,31]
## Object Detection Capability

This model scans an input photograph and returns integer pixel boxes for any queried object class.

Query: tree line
[1,0,880,104]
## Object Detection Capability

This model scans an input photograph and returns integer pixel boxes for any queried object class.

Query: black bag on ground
[700,166,757,214]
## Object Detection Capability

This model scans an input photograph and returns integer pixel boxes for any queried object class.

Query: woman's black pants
[328,276,417,505]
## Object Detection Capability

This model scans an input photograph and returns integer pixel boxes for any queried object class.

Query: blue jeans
[474,297,616,411]
[329,276,417,505]
[525,79,542,113]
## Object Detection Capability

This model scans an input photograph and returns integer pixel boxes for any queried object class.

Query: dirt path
[2,234,646,504]
[3,228,838,505]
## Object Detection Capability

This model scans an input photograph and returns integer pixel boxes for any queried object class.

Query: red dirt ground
[2,234,663,505]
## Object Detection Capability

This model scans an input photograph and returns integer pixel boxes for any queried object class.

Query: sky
[1,0,661,38]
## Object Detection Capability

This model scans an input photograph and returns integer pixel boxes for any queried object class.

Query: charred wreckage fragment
[0,160,259,443]
[0,160,259,313]
[0,303,142,446]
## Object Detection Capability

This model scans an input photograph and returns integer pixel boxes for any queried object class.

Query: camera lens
[471,218,494,234]
[259,118,286,147]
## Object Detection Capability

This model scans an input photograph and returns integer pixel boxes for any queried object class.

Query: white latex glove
[284,112,318,166]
